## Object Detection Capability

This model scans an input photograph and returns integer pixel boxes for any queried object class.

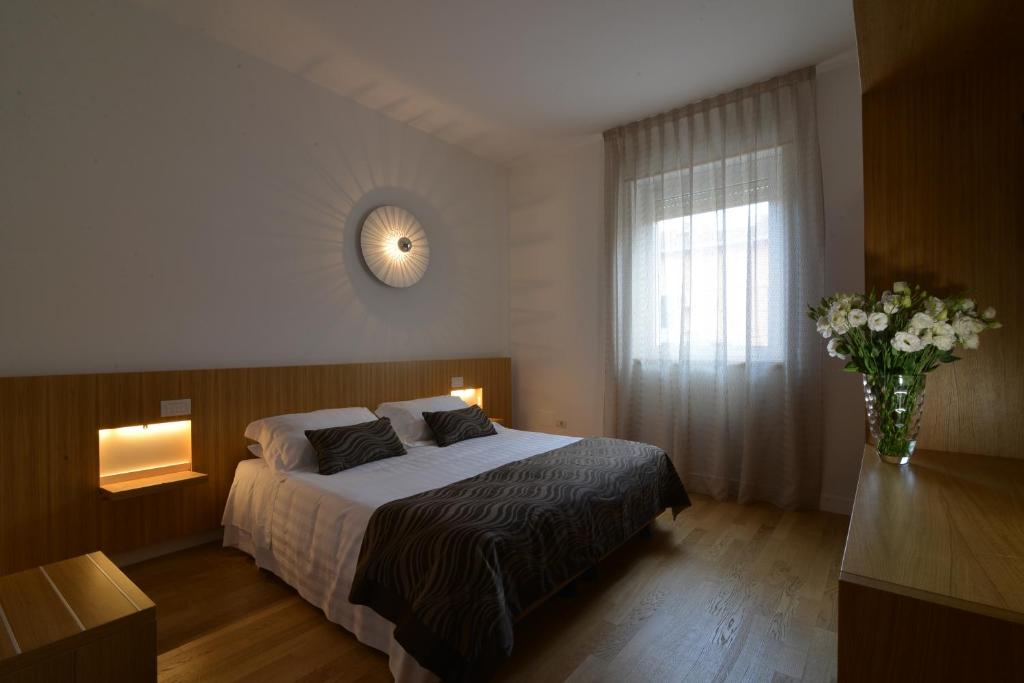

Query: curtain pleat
[603,67,824,510]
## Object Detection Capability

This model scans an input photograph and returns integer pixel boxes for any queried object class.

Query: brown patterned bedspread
[348,437,691,681]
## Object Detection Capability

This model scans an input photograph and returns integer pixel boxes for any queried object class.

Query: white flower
[827,338,849,360]
[891,331,924,353]
[961,298,975,312]
[893,281,910,293]
[881,292,900,314]
[828,300,851,322]
[920,326,956,351]
[829,309,850,335]
[962,334,980,350]
[867,312,889,332]
[983,307,997,320]
[816,316,832,338]
[909,312,936,333]
[952,316,970,338]
[952,314,985,339]
[848,309,868,327]
[924,296,946,319]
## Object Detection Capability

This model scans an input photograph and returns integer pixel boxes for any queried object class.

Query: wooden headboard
[0,357,511,574]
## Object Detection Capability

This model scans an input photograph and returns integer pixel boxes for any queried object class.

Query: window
[655,201,772,363]
[633,148,783,364]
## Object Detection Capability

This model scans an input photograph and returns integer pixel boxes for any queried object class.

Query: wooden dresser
[0,551,155,682]
[839,446,1024,681]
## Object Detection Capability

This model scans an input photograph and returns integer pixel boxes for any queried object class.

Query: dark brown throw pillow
[421,405,497,447]
[305,417,406,475]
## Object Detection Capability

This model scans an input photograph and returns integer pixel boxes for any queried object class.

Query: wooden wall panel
[0,357,511,574]
[855,0,1024,458]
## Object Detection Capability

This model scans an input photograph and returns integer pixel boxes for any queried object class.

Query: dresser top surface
[0,551,154,670]
[841,445,1024,622]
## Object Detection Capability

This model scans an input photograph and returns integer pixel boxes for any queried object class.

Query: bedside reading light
[98,420,206,499]
[450,387,483,409]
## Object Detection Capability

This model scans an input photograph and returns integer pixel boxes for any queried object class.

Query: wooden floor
[124,495,848,683]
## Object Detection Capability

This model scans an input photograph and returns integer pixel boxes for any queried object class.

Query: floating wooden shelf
[100,470,207,500]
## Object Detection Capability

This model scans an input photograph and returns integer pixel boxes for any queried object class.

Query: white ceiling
[139,0,856,164]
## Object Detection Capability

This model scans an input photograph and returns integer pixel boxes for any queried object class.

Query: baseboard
[819,493,853,516]
[110,528,224,567]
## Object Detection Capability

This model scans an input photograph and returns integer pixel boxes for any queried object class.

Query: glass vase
[862,374,926,465]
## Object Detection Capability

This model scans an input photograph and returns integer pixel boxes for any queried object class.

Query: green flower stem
[865,374,925,458]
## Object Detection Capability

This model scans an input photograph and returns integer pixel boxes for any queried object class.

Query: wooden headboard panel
[0,357,511,574]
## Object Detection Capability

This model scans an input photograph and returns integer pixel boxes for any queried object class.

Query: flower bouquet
[809,282,1001,464]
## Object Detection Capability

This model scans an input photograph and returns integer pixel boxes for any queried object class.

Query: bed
[223,422,689,682]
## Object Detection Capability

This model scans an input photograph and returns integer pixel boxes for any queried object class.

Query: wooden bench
[0,552,155,682]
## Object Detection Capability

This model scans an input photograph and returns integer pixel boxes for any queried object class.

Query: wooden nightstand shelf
[100,470,207,500]
[0,551,156,682]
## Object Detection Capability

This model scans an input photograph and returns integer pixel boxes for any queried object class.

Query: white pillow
[244,407,378,472]
[247,443,262,458]
[375,395,470,446]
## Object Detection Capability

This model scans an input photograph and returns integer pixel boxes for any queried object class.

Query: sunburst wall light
[359,205,430,288]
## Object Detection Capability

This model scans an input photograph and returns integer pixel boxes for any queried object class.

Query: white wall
[507,53,865,512]
[508,140,605,436]
[0,1,509,377]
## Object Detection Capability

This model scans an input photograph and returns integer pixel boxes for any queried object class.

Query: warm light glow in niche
[98,420,192,483]
[451,387,483,409]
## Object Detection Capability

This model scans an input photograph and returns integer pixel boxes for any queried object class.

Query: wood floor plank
[124,495,847,683]
[799,627,837,683]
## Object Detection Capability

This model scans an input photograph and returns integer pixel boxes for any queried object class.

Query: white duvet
[222,427,580,683]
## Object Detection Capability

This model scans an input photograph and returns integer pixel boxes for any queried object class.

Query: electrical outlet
[555,418,568,429]
[160,398,192,417]
[451,376,464,388]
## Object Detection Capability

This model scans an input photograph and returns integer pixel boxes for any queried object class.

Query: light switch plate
[160,398,192,417]
[451,376,464,388]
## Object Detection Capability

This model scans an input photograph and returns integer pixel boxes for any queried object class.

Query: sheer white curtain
[604,68,824,509]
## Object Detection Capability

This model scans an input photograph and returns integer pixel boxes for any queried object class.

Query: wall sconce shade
[360,205,430,288]
[451,387,483,410]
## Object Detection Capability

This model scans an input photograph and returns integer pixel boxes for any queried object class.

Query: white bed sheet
[222,427,580,683]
